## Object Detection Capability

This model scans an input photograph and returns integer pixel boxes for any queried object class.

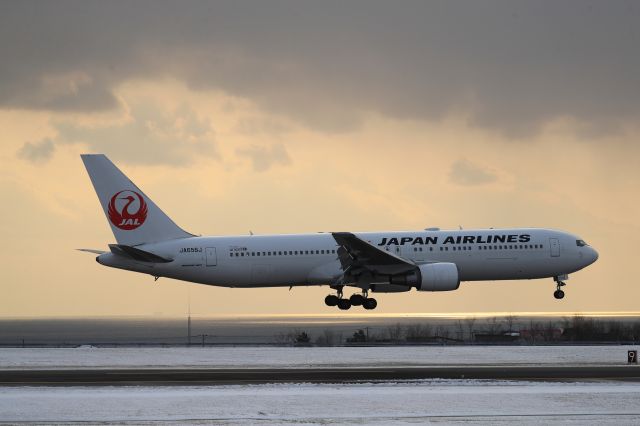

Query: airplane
[80,154,599,310]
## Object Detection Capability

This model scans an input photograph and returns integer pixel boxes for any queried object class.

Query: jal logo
[108,190,148,230]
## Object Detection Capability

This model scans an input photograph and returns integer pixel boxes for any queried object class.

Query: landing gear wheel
[325,295,339,307]
[363,298,377,310]
[553,278,566,300]
[349,294,365,306]
[337,299,352,310]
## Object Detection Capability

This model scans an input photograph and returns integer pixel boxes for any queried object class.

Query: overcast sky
[1,1,639,317]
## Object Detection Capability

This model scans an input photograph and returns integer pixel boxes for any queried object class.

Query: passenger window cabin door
[385,245,410,259]
[549,238,560,257]
[205,247,217,266]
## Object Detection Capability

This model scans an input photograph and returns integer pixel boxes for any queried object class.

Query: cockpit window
[576,240,588,247]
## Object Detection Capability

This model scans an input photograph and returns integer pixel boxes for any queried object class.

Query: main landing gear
[324,287,377,310]
[553,276,566,300]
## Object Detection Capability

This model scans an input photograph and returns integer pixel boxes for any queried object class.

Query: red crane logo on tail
[108,190,148,230]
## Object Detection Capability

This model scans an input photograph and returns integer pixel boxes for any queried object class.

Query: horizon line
[2,311,640,320]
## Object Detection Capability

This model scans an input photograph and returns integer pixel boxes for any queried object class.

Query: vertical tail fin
[81,154,193,246]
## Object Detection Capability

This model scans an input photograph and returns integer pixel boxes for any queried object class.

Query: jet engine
[415,263,459,291]
[389,262,460,291]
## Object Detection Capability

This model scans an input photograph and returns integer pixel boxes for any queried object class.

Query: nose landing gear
[553,277,566,300]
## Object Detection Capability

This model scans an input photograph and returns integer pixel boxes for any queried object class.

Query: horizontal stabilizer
[108,244,173,263]
[77,248,107,255]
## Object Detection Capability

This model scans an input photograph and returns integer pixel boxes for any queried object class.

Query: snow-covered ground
[1,380,639,425]
[2,347,639,424]
[0,345,637,369]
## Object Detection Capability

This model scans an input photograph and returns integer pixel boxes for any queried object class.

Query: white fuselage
[96,228,598,289]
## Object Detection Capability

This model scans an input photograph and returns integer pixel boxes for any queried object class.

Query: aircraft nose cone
[588,247,599,265]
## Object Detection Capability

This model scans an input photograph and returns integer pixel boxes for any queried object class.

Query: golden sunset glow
[1,3,638,317]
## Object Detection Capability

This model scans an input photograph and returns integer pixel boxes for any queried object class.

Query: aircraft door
[205,247,217,266]
[549,238,560,257]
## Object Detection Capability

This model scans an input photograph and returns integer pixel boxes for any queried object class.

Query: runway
[2,365,640,385]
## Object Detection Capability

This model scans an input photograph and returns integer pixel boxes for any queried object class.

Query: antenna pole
[187,289,192,346]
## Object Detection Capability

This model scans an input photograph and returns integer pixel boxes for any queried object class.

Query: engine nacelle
[415,262,460,292]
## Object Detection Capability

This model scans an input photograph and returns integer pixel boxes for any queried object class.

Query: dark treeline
[275,315,640,346]
[4,315,639,347]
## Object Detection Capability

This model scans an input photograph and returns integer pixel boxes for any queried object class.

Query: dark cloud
[18,103,217,166]
[17,138,55,163]
[234,116,291,136]
[2,1,639,136]
[449,159,498,186]
[236,144,291,172]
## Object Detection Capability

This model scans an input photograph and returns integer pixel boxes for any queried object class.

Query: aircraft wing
[331,232,416,278]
